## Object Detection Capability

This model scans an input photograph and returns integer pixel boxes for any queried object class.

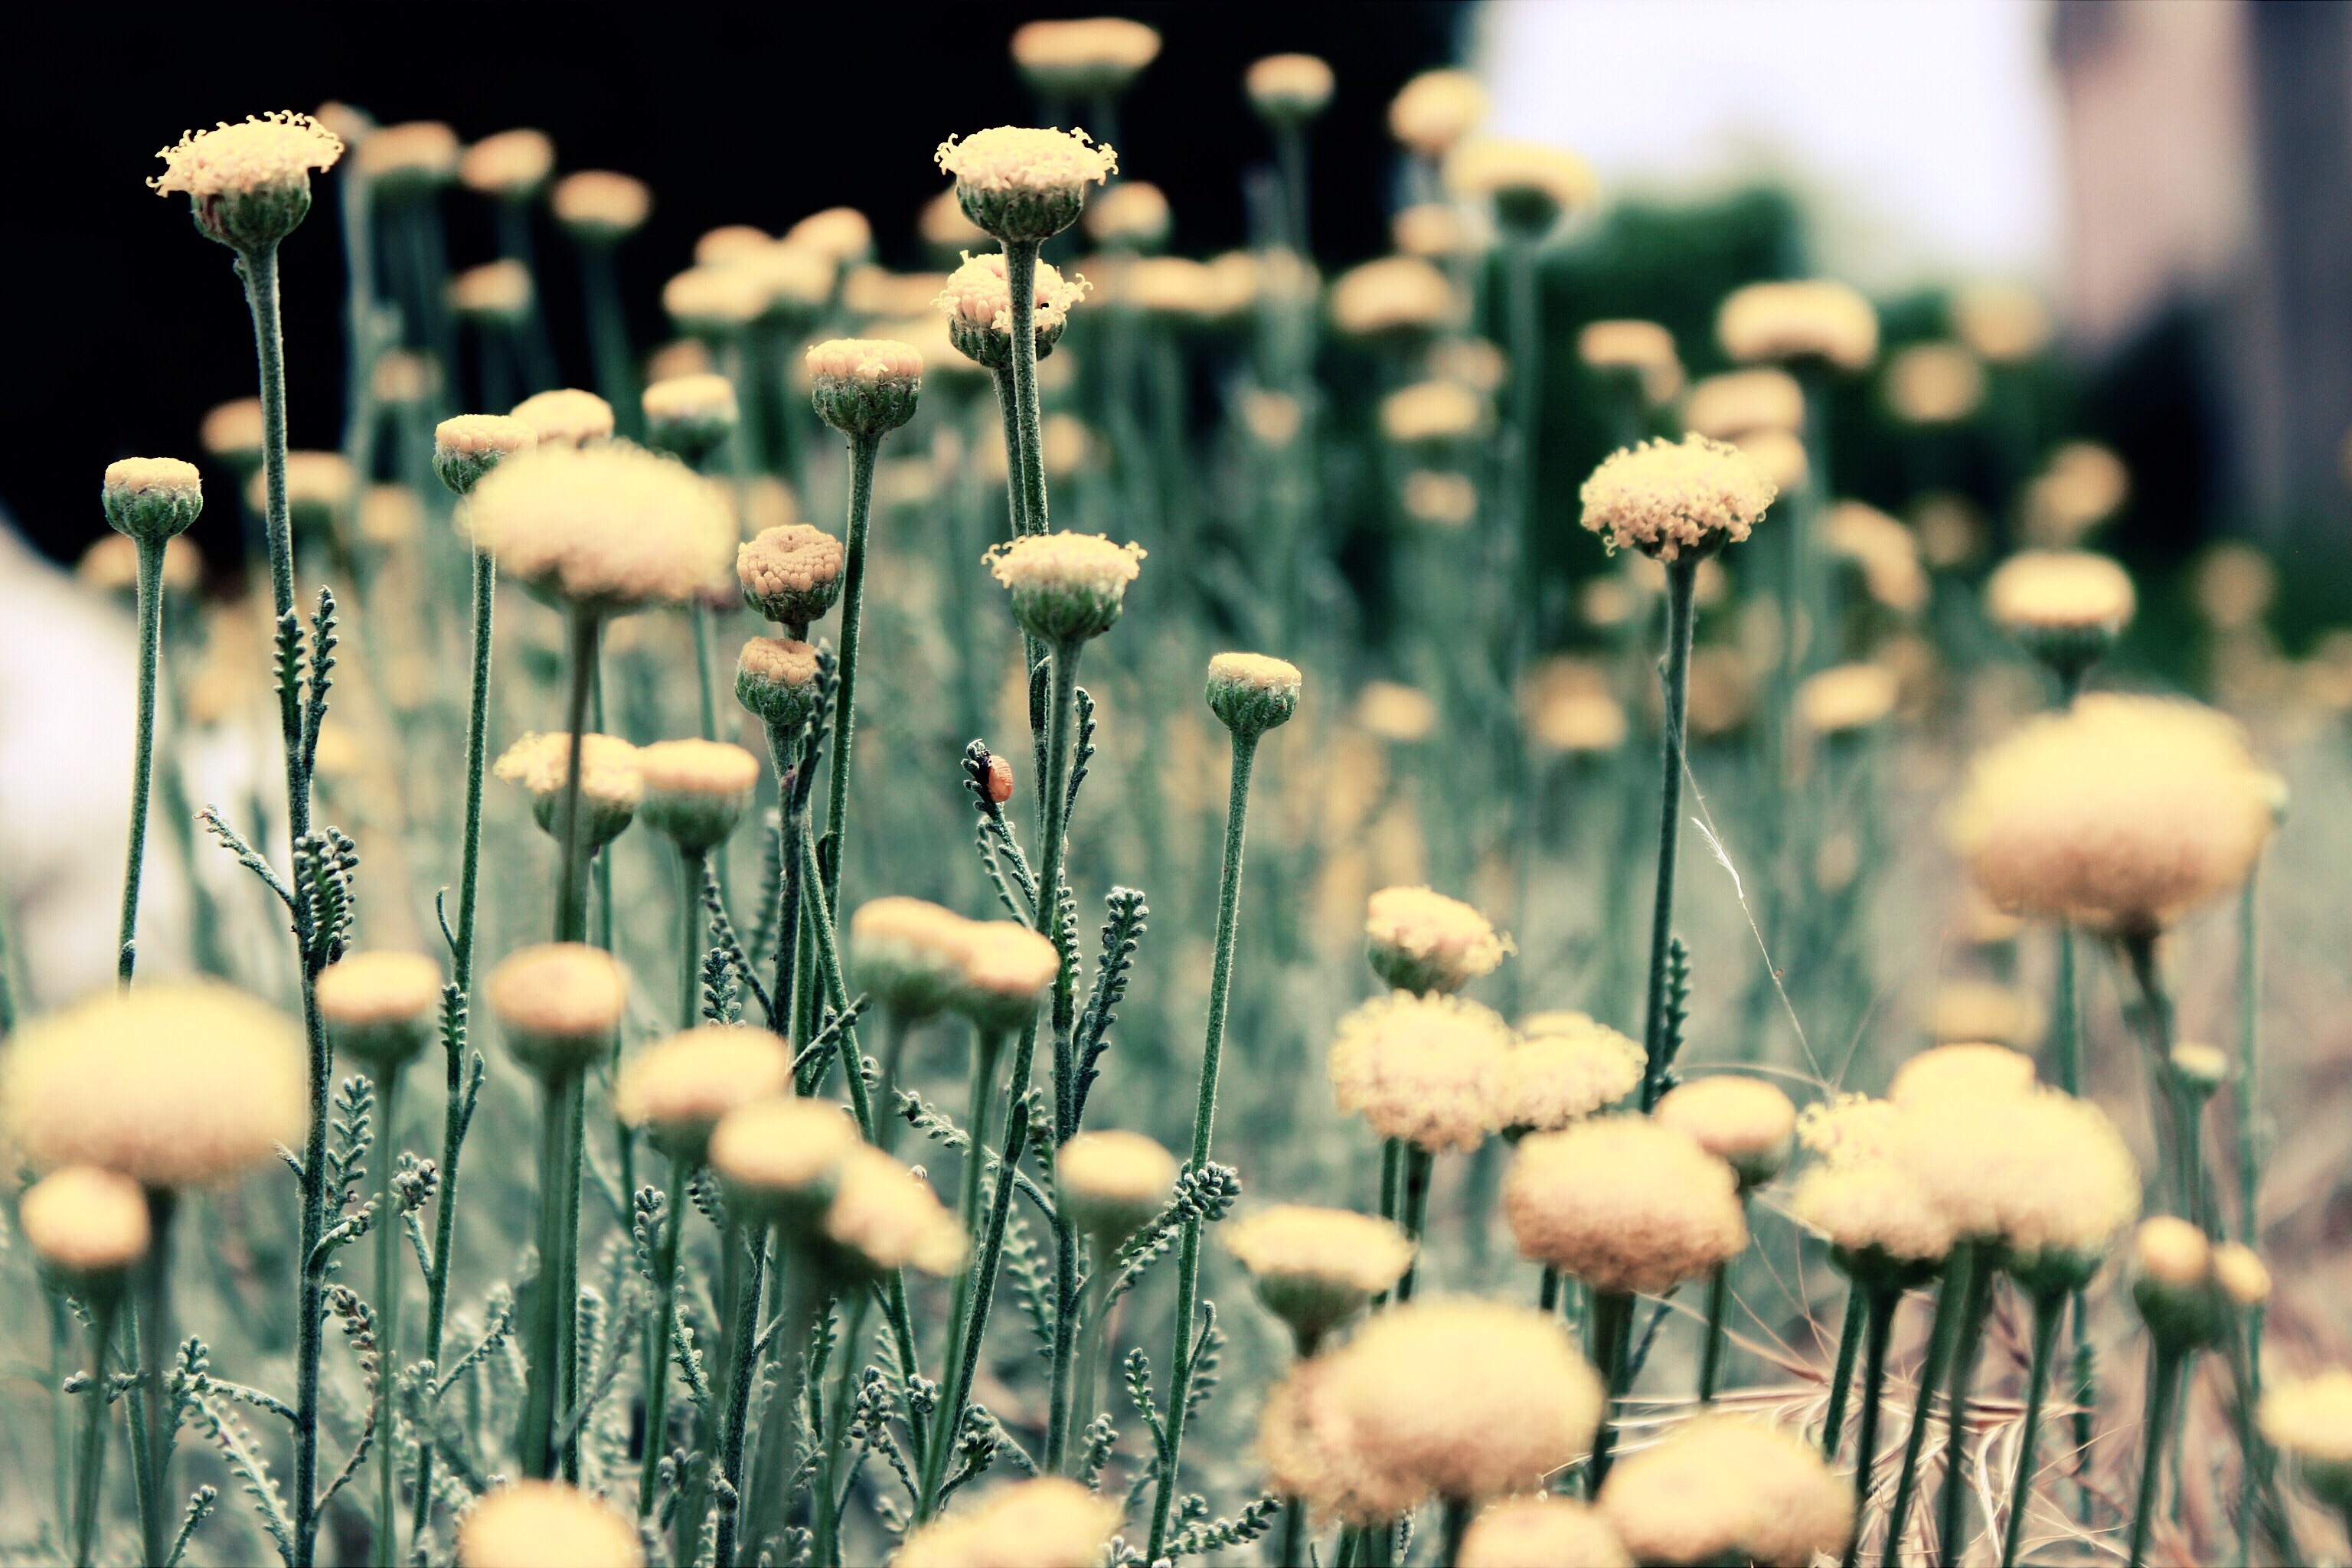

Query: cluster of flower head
[1579,435,1778,562]
[612,1026,792,1160]
[936,125,1121,193]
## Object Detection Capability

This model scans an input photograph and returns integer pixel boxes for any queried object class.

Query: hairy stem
[711,1222,769,1568]
[70,1297,118,1568]
[1883,1244,1975,1565]
[821,433,881,917]
[2001,1289,2066,1568]
[2128,1344,2186,1568]
[638,1152,689,1517]
[135,1191,177,1568]
[371,1067,401,1567]
[1639,560,1699,1109]
[1936,1250,2001,1561]
[518,1069,580,1478]
[115,539,167,984]
[742,1248,823,1566]
[1393,1146,1434,1303]
[1841,1285,1896,1568]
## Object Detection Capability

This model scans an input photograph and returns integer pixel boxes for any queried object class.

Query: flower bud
[1011,18,1161,99]
[708,1096,858,1229]
[737,524,846,631]
[2170,1042,2230,1101]
[487,943,628,1082]
[434,414,538,497]
[102,458,204,547]
[552,171,651,243]
[1205,652,1302,738]
[642,374,739,469]
[508,388,615,449]
[2130,1216,2230,1351]
[935,252,1090,370]
[850,897,975,1026]
[951,921,1061,1034]
[635,739,762,854]
[1246,54,1336,126]
[2261,1372,2352,1516]
[1655,1076,1796,1191]
[459,129,555,200]
[1446,139,1599,240]
[735,636,823,730]
[493,733,642,851]
[1364,886,1510,996]
[935,126,1119,243]
[1225,1204,1416,1353]
[804,338,922,439]
[1058,1130,1178,1250]
[822,1145,967,1281]
[985,533,1145,645]
[150,112,345,252]
[19,1166,151,1298]
[2212,1242,2272,1308]
[613,1026,792,1162]
[315,951,444,1073]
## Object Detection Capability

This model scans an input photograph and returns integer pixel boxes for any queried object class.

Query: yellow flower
[612,1027,792,1161]
[1655,1075,1797,1188]
[1329,256,1459,341]
[635,739,761,853]
[1494,1014,1644,1132]
[1224,1204,1416,1348]
[1058,1130,1177,1245]
[1598,1413,1854,1567]
[507,388,616,449]
[1717,279,1878,370]
[1984,549,2136,638]
[892,1476,1123,1568]
[551,171,651,239]
[1363,887,1511,996]
[1504,1116,1747,1292]
[1247,54,1336,121]
[1788,1160,1955,1270]
[985,533,1145,644]
[1445,139,1599,235]
[315,951,444,1073]
[485,944,629,1080]
[1795,662,1899,736]
[1008,18,1162,96]
[18,1165,152,1280]
[459,129,554,198]
[1953,281,2051,364]
[1883,341,1984,424]
[457,1481,642,1568]
[823,1145,965,1277]
[1579,320,1683,403]
[466,442,735,615]
[1389,70,1489,157]
[935,127,1119,242]
[1459,1497,1633,1568]
[1328,991,1514,1152]
[1579,436,1777,563]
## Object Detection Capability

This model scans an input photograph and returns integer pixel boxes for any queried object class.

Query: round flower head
[1246,53,1336,123]
[316,951,443,1073]
[1459,1497,1633,1568]
[786,206,872,266]
[150,112,344,250]
[806,338,922,438]
[663,264,768,339]
[1579,319,1684,403]
[1364,886,1511,996]
[1122,256,1223,318]
[485,943,627,1081]
[1717,279,1880,371]
[707,1097,858,1227]
[1057,1129,1178,1247]
[1790,1160,1955,1287]
[2132,1214,2230,1348]
[1328,256,1459,343]
[355,121,459,194]
[1504,1115,1748,1293]
[1494,1014,1644,1132]
[1954,281,2052,364]
[1684,368,1805,442]
[1890,1042,2037,1106]
[1,980,305,1188]
[935,126,1118,243]
[893,1476,1124,1568]
[1357,680,1438,743]
[1984,548,2137,675]
[823,1145,966,1279]
[1224,1204,1416,1351]
[1884,341,1984,424]
[551,171,651,241]
[1893,1085,2139,1278]
[934,251,1089,369]
[1009,17,1161,96]
[985,532,1145,645]
[737,524,845,632]
[1796,662,1899,737]
[494,732,642,850]
[1579,436,1776,564]
[201,397,265,465]
[434,413,538,497]
[1598,1413,1854,1568]
[1950,694,2275,936]
[850,897,976,1024]
[1394,202,1475,260]
[635,738,761,853]
[1928,981,2047,1050]
[507,388,615,449]
[1207,652,1302,737]
[1380,380,1488,450]
[468,442,733,616]
[1389,69,1489,157]
[1263,1299,1602,1519]
[613,1026,792,1161]
[2212,1242,2272,1308]
[1527,681,1629,754]
[456,1481,642,1568]
[642,373,739,467]
[1084,179,1171,248]
[736,636,823,730]
[1399,470,1477,528]
[459,129,555,198]
[102,458,204,547]
[2260,1370,2352,1512]
[2024,441,2130,546]
[19,1165,152,1289]
[1446,139,1599,238]
[1656,1076,1797,1190]
[736,242,836,323]
[1824,499,1929,612]
[951,921,1062,1034]
[1326,991,1514,1153]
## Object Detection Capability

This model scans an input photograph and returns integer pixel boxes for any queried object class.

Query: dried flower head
[612,1026,792,1161]
[1327,991,1514,1152]
[507,388,615,449]
[1206,652,1302,737]
[1,981,306,1188]
[736,524,845,631]
[1058,1129,1178,1246]
[893,1476,1124,1568]
[459,129,555,197]
[635,739,761,852]
[934,251,1090,368]
[1717,279,1879,371]
[1893,1085,2139,1285]
[1796,662,1899,736]
[936,126,1119,242]
[1985,549,2136,673]
[494,731,642,848]
[18,1165,152,1283]
[1389,69,1489,157]
[102,457,204,547]
[456,1481,642,1568]
[1247,54,1337,122]
[1009,17,1162,96]
[433,413,538,497]
[805,338,923,436]
[707,1097,858,1224]
[1598,1413,1854,1568]
[735,635,823,729]
[824,1144,966,1277]
[151,112,344,250]
[1884,341,1985,424]
[1224,1204,1416,1349]
[1580,436,1776,563]
[1446,139,1599,237]
[1494,1014,1644,1132]
[985,532,1145,644]
[316,951,444,1073]
[485,943,629,1080]
[1954,281,2052,364]
[467,442,733,615]
[551,171,651,240]
[1263,1298,1602,1519]
[1951,694,2275,936]
[1328,256,1459,341]
[1363,887,1511,996]
[1656,1075,1798,1189]
[952,921,1063,1034]
[641,372,740,466]
[1504,1116,1748,1292]
[1459,1497,1634,1568]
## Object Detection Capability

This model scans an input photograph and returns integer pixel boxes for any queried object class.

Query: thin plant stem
[711,1222,769,1568]
[743,1248,824,1566]
[1001,240,1052,541]
[959,1031,1006,1239]
[554,611,601,945]
[1147,730,1263,1560]
[2128,1344,2187,1568]
[820,433,881,916]
[2001,1288,2066,1568]
[1276,1496,1307,1568]
[812,1285,874,1568]
[1393,1146,1434,1303]
[1936,1250,2002,1560]
[2236,864,2263,1246]
[638,1152,689,1518]
[518,1069,580,1479]
[1539,1266,1561,1314]
[678,848,707,1028]
[135,1191,177,1568]
[1639,558,1700,1109]
[115,539,167,985]
[2123,933,2203,1225]
[1841,1285,1897,1568]
[1822,1279,1863,1453]
[1069,1253,1114,1452]
[70,1296,117,1568]
[1883,1243,1975,1566]
[1587,1289,1635,1489]
[1034,637,1086,1474]
[1699,1259,1733,1404]
[371,1067,402,1568]
[988,367,1031,539]
[1439,1496,1472,1567]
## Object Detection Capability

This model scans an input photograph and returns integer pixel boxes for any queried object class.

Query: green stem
[1393,1146,1434,1303]
[1147,730,1263,1560]
[1822,1278,1863,1453]
[518,1069,580,1478]
[743,1247,823,1566]
[2123,933,2202,1224]
[580,240,639,440]
[1841,1285,1897,1568]
[2001,1289,2066,1568]
[691,603,720,743]
[1883,1244,1975,1566]
[2053,923,2081,1097]
[135,1191,177,1568]
[371,1068,401,1568]
[1639,559,1699,1109]
[1069,1255,1113,1457]
[1001,240,1052,540]
[988,366,1031,539]
[554,610,601,944]
[812,1287,874,1568]
[115,539,166,984]
[1699,1260,1733,1404]
[959,1031,1006,1241]
[712,1221,769,1568]
[678,847,708,1028]
[1439,1496,1472,1567]
[1276,1496,1308,1568]
[638,1152,689,1517]
[1936,1246,2002,1563]
[71,1296,117,1568]
[2236,864,2264,1247]
[1588,1289,1635,1489]
[1504,234,1543,665]
[2128,1344,2187,1568]
[822,433,881,916]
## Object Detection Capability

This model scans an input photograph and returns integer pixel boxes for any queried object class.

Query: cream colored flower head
[1083,180,1171,249]
[850,897,976,1024]
[1795,1093,1905,1167]
[508,388,615,449]
[1890,1042,2037,1106]
[1327,991,1514,1153]
[708,1098,858,1218]
[893,1476,1123,1568]
[1009,17,1162,95]
[1446,139,1599,235]
[1058,1129,1178,1244]
[152,113,343,249]
[355,120,459,187]
[1580,436,1776,563]
[1329,256,1459,341]
[1684,368,1805,442]
[1950,694,2275,936]
[1206,652,1302,737]
[807,338,923,436]
[459,129,555,197]
[451,260,532,321]
[18,1165,152,1279]
[457,1481,642,1568]
[1494,1014,1644,1132]
[2024,441,2129,547]
[1394,202,1476,260]
[1928,982,2047,1050]
[1598,1413,1854,1568]
[1579,319,1683,403]
[1657,1075,1798,1188]
[936,127,1118,242]
[202,397,265,461]
[612,1026,792,1160]
[1225,1204,1416,1348]
[1248,54,1336,121]
[1885,341,1985,424]
[935,251,1089,367]
[2259,1371,2352,1478]
[736,524,844,630]
[1390,69,1489,156]
[1402,471,1478,529]
[1824,499,1929,613]
[1364,886,1512,996]
[494,731,642,847]
[663,266,768,335]
[1459,1498,1632,1568]
[466,442,734,615]
[952,921,1063,1034]
[1380,381,1488,449]
[485,944,629,1079]
[1717,279,1880,371]
[1504,1115,1747,1292]
[786,206,873,265]
[1893,1085,2140,1277]
[985,532,1145,644]
[1790,1159,1956,1270]
[1,981,306,1188]
[1261,1298,1602,1521]
[435,414,539,497]
[1955,281,2052,364]
[824,1145,966,1276]
[315,950,444,1072]
[552,171,652,239]
[1797,662,1899,736]
[1985,549,2136,635]
[1357,680,1438,743]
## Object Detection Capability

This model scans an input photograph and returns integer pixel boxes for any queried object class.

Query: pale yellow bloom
[1504,1116,1747,1292]
[1328,991,1514,1152]
[1717,279,1878,370]
[457,1481,642,1568]
[1579,436,1777,563]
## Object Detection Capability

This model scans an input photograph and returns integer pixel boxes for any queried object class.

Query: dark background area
[0,2,1465,573]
